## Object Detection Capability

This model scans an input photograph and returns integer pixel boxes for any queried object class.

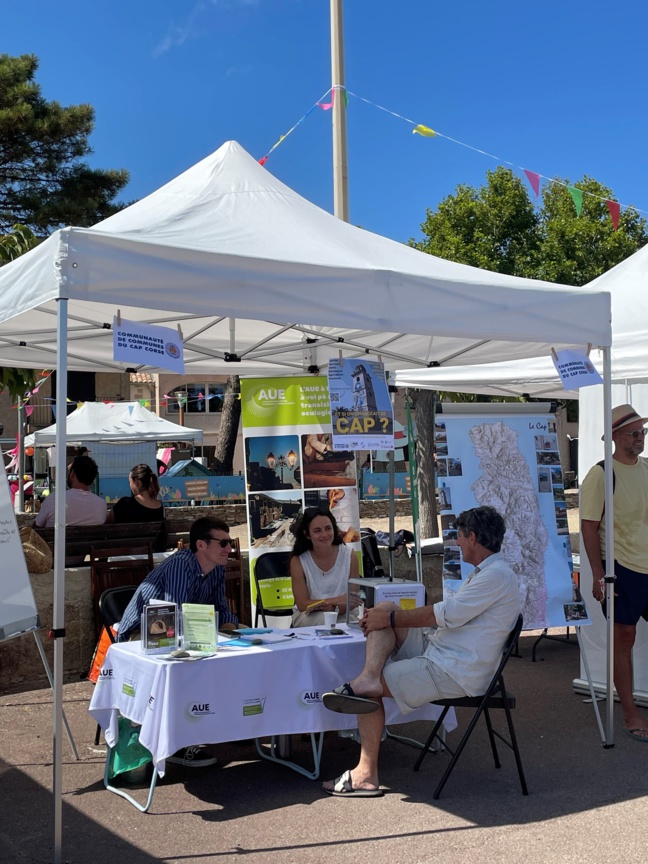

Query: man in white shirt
[322,505,520,797]
[35,454,107,529]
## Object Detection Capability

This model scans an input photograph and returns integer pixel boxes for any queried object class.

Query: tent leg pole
[52,298,68,864]
[602,346,615,747]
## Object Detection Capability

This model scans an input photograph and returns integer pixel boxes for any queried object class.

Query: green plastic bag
[109,717,153,778]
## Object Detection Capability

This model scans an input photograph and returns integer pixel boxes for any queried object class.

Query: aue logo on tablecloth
[185,702,215,722]
[298,690,321,710]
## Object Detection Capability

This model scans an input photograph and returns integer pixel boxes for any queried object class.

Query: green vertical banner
[240,377,362,612]
[406,394,422,582]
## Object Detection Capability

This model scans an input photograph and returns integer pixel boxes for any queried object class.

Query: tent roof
[25,401,203,446]
[0,141,610,376]
[394,241,648,397]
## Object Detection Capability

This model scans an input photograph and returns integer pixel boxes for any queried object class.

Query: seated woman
[289,506,359,627]
[109,464,164,523]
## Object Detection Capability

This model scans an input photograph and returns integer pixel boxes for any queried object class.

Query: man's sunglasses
[204,536,232,548]
[623,428,648,439]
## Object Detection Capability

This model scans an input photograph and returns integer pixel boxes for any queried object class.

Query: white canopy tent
[24,400,203,446]
[0,141,614,861]
[0,141,611,375]
[394,243,648,751]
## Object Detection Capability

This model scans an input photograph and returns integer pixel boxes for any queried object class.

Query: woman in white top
[290,506,359,627]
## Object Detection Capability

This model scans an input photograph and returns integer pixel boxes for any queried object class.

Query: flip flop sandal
[324,769,383,797]
[322,682,379,714]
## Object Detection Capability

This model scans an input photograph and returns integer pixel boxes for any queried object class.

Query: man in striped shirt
[117,516,238,641]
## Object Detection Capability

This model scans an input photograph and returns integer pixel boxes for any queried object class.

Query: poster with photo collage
[240,377,362,613]
[435,410,588,630]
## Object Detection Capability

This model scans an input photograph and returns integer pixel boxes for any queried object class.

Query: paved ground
[2,628,648,864]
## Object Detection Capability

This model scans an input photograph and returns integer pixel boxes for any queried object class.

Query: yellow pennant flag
[413,124,435,137]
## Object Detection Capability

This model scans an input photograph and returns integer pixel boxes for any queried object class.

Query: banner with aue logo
[240,377,362,607]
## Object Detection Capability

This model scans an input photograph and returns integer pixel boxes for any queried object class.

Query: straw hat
[602,404,648,440]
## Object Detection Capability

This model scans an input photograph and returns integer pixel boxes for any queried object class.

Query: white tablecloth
[89,627,456,774]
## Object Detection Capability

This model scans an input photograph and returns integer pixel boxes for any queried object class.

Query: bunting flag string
[259,85,643,229]
[258,86,339,166]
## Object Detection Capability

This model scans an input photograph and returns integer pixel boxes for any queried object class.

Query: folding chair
[90,543,154,639]
[252,551,294,627]
[93,585,138,746]
[413,614,528,799]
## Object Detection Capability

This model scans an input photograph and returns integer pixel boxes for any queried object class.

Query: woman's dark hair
[289,506,343,557]
[131,463,160,499]
[455,506,506,553]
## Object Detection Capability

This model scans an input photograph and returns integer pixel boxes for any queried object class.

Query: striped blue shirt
[116,549,237,641]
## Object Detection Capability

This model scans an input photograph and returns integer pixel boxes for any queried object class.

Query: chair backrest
[98,586,138,641]
[253,551,294,612]
[360,529,386,578]
[89,543,154,638]
[491,614,524,686]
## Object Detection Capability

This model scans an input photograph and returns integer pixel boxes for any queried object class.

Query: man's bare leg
[615,623,648,736]
[323,604,408,791]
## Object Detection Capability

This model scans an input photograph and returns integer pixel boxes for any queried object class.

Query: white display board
[437,404,586,630]
[0,459,40,641]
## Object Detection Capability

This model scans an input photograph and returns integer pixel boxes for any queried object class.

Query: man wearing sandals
[322,506,520,797]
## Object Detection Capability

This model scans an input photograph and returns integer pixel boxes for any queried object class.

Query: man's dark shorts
[602,560,648,626]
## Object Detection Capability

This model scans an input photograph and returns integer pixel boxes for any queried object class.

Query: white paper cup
[323,611,338,628]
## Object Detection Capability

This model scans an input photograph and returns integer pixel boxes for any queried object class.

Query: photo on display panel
[564,603,589,622]
[304,487,360,544]
[436,458,448,477]
[247,491,303,549]
[537,468,552,493]
[448,458,463,477]
[440,514,457,532]
[536,450,561,465]
[245,434,301,492]
[550,466,563,484]
[300,433,356,490]
[534,434,559,451]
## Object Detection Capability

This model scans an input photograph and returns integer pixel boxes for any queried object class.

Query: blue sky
[5,1,648,243]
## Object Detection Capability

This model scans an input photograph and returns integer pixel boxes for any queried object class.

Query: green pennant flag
[568,186,583,216]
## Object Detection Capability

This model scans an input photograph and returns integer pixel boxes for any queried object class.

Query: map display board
[437,407,588,630]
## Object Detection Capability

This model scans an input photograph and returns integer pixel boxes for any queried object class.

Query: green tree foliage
[0,54,129,235]
[0,224,38,396]
[410,166,648,286]
[408,167,648,539]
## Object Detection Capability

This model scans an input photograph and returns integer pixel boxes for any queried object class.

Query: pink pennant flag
[258,156,268,166]
[25,405,34,417]
[605,199,620,231]
[524,170,541,197]
[32,386,40,394]
[318,89,335,110]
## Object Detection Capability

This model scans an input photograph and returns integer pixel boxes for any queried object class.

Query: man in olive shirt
[581,403,648,742]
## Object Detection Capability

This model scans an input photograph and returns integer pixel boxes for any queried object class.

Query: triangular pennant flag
[139,399,146,407]
[258,156,268,166]
[605,199,620,231]
[568,186,583,216]
[523,170,541,197]
[76,401,83,409]
[25,405,34,417]
[318,89,335,110]
[413,124,435,137]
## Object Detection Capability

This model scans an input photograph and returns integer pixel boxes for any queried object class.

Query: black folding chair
[93,586,138,745]
[414,614,528,799]
[253,551,294,627]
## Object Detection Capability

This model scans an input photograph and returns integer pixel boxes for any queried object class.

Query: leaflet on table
[181,603,218,652]
[141,603,179,654]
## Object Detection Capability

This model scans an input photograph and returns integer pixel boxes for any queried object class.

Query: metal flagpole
[52,298,68,863]
[330,0,349,222]
[602,346,615,747]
